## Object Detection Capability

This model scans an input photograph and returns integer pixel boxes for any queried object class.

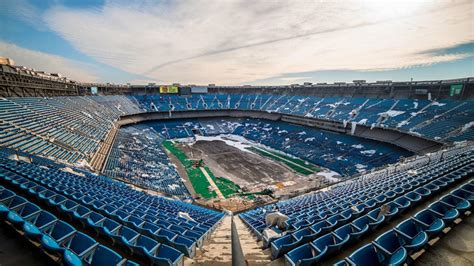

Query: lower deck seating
[335,180,473,265]
[0,186,140,266]
[0,152,225,265]
[240,147,474,262]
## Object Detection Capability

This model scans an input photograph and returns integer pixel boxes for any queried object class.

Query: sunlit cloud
[36,0,474,84]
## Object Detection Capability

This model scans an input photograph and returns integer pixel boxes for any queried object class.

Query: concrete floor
[414,214,474,266]
[0,225,52,266]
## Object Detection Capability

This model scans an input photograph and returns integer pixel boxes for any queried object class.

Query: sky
[0,0,473,85]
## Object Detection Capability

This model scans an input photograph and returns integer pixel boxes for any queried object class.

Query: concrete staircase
[185,215,232,266]
[234,216,282,266]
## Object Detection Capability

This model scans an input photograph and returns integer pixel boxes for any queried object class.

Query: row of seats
[240,149,473,260]
[274,159,473,260]
[0,154,224,258]
[131,94,474,142]
[336,180,473,265]
[284,176,473,265]
[0,167,185,265]
[103,124,190,199]
[240,151,471,239]
[0,186,139,266]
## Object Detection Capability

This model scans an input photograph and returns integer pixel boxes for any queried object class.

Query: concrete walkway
[186,216,232,265]
[234,216,280,265]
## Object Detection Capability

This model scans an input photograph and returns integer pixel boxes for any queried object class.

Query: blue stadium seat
[347,243,403,266]
[40,220,76,255]
[313,232,349,255]
[284,243,325,266]
[413,209,445,237]
[451,188,474,204]
[428,201,459,224]
[373,230,408,265]
[394,218,428,253]
[440,194,471,211]
[7,202,41,228]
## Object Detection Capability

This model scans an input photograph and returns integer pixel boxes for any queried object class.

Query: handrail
[231,215,246,266]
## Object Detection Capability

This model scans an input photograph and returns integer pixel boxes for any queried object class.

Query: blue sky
[0,0,473,85]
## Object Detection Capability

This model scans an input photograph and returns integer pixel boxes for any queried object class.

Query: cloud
[0,0,46,31]
[0,41,99,82]
[43,0,474,84]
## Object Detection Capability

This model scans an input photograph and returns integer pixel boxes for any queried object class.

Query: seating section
[0,97,122,164]
[103,124,190,199]
[2,95,473,170]
[0,186,140,266]
[130,94,474,142]
[336,180,473,265]
[238,148,473,263]
[0,153,224,264]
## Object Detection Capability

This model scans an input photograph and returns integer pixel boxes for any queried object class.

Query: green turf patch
[163,140,274,200]
[162,140,216,199]
[247,146,320,175]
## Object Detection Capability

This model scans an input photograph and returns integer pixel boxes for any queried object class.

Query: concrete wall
[118,109,444,154]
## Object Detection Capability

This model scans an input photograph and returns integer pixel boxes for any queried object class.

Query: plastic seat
[271,232,303,259]
[373,230,408,265]
[347,243,404,266]
[0,188,15,203]
[334,259,350,266]
[350,204,365,218]
[118,226,140,253]
[309,220,326,235]
[40,220,76,255]
[23,211,58,240]
[48,194,67,208]
[414,187,431,198]
[88,245,124,265]
[126,234,159,257]
[370,203,398,222]
[440,194,471,211]
[147,243,184,266]
[395,218,428,253]
[321,215,338,231]
[7,202,41,227]
[38,190,56,201]
[413,209,445,236]
[451,188,474,204]
[366,209,385,229]
[424,183,440,193]
[85,211,105,230]
[60,200,79,215]
[405,191,422,203]
[337,209,353,223]
[284,242,325,266]
[73,205,91,223]
[334,223,361,243]
[63,232,99,262]
[313,232,348,256]
[364,199,377,209]
[1,195,28,216]
[429,201,459,223]
[462,183,474,193]
[394,196,411,213]
[351,215,371,235]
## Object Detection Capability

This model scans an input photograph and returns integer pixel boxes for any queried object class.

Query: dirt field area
[175,138,330,196]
